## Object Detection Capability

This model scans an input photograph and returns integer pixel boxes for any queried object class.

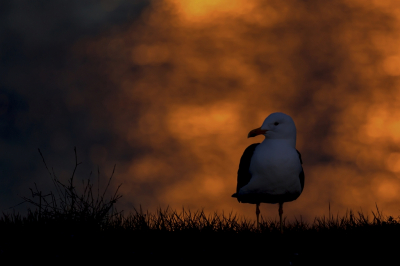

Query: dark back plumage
[231,143,260,200]
[296,149,305,192]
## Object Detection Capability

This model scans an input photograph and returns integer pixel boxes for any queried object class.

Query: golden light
[170,0,248,21]
[202,177,225,197]
[383,55,400,76]
[70,0,400,220]
[386,152,400,173]
[375,178,400,202]
[167,103,240,141]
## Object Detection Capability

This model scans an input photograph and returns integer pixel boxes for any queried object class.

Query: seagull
[232,112,304,233]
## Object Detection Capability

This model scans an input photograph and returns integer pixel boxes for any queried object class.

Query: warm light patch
[389,121,400,143]
[383,55,400,76]
[370,0,397,9]
[364,106,389,140]
[167,103,240,140]
[173,0,239,16]
[365,117,385,139]
[376,179,400,202]
[202,177,225,196]
[362,106,400,143]
[386,152,400,173]
[356,148,385,170]
[169,0,251,22]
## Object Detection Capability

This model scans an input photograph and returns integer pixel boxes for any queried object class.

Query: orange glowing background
[13,0,400,222]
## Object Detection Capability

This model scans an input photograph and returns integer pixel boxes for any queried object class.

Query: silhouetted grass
[1,149,399,265]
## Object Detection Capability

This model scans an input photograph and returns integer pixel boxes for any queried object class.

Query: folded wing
[232,143,260,202]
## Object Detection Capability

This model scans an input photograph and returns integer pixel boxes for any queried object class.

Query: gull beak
[248,127,268,138]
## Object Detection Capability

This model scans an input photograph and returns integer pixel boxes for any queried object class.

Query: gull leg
[256,203,260,229]
[279,202,283,234]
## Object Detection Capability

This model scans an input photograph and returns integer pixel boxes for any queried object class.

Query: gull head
[248,112,297,142]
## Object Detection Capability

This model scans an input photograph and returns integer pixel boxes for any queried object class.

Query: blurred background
[1,0,400,222]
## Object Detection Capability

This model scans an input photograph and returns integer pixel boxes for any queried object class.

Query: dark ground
[1,220,399,266]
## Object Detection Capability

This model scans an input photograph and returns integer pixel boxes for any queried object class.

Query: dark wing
[296,149,305,192]
[232,143,260,201]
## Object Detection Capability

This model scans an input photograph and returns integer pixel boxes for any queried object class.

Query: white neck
[263,137,296,148]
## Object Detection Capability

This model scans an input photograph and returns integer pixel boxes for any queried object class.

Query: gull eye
[274,122,279,126]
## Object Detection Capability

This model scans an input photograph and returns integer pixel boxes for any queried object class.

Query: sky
[2,0,400,223]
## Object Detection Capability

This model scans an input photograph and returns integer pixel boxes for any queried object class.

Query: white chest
[245,140,302,194]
